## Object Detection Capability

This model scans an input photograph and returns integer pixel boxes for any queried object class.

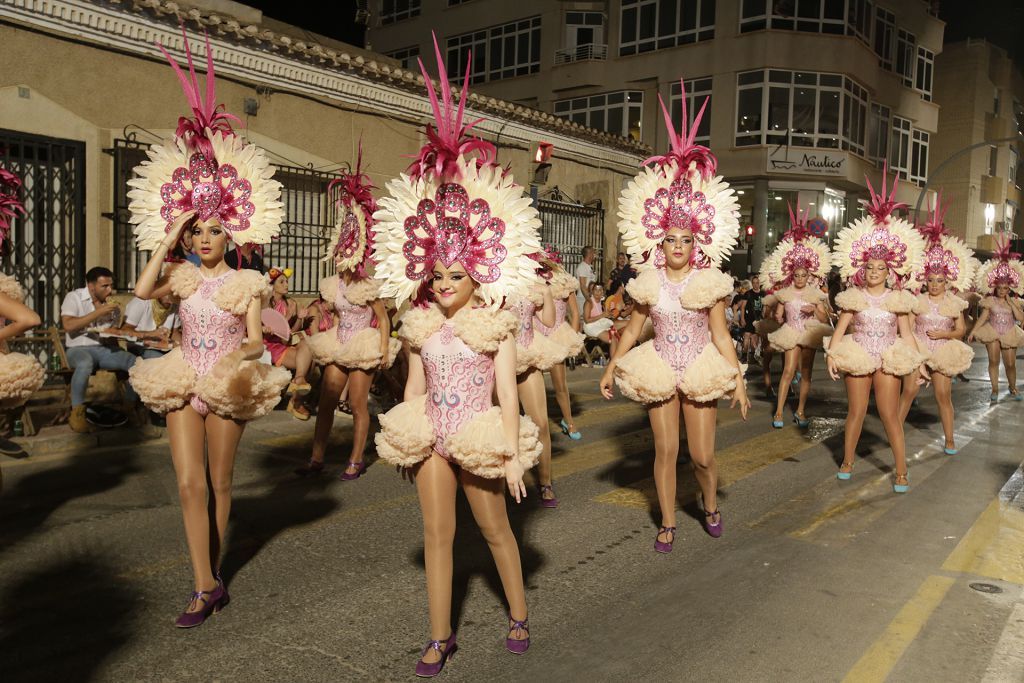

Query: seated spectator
[262,267,314,420]
[302,294,335,337]
[121,293,180,359]
[60,267,141,432]
[605,252,637,295]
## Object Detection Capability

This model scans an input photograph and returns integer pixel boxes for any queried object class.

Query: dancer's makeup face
[431,261,476,311]
[792,268,809,287]
[996,283,1010,298]
[661,228,693,270]
[191,219,228,266]
[926,273,946,296]
[864,259,888,286]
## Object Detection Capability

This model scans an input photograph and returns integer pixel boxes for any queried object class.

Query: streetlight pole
[912,135,1021,221]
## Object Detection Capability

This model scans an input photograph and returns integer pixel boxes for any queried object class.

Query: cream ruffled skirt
[129,347,290,420]
[972,323,1024,349]
[517,330,567,374]
[826,337,926,377]
[768,321,832,352]
[307,328,401,370]
[0,352,45,409]
[916,337,974,376]
[614,340,740,404]
[374,394,543,479]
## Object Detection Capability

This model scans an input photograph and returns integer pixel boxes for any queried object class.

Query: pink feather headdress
[984,232,1023,291]
[642,79,716,182]
[0,165,26,255]
[914,192,970,289]
[327,141,377,278]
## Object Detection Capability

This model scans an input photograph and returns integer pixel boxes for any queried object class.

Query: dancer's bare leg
[549,363,575,431]
[205,412,245,571]
[1003,347,1018,394]
[986,342,1001,395]
[682,397,718,520]
[932,372,955,448]
[345,368,375,473]
[873,371,907,478]
[775,347,799,420]
[840,375,872,474]
[414,453,458,663]
[647,394,681,543]
[898,372,922,422]
[795,347,815,418]
[310,364,348,465]
[518,369,553,496]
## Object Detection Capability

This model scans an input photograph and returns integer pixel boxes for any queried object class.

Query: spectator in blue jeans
[60,266,140,432]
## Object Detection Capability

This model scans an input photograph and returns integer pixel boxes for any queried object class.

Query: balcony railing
[554,43,608,65]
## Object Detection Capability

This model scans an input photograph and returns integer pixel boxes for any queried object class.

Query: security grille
[537,198,605,281]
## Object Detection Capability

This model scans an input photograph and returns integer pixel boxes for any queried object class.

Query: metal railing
[537,197,605,282]
[554,43,608,65]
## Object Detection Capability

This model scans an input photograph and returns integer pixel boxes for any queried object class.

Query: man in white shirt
[122,294,180,359]
[575,245,597,311]
[60,266,139,432]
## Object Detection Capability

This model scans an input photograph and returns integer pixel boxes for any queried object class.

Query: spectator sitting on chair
[121,293,180,359]
[583,282,621,359]
[60,266,142,432]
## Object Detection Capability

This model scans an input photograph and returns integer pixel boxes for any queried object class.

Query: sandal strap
[421,635,452,656]
[508,615,529,631]
[704,509,720,518]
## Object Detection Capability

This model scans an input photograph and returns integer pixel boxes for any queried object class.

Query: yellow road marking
[841,575,956,683]
[942,500,1024,585]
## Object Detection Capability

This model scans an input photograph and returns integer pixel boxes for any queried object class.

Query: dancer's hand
[800,304,816,315]
[162,209,196,249]
[918,363,931,383]
[731,382,751,420]
[926,328,945,340]
[967,333,975,343]
[827,356,840,381]
[504,459,526,503]
[378,344,390,370]
[599,369,615,400]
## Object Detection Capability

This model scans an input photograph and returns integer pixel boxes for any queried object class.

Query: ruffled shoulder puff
[979,296,1000,310]
[882,289,917,315]
[168,262,202,300]
[452,306,518,354]
[915,292,968,318]
[344,278,383,307]
[398,305,447,349]
[834,288,868,313]
[213,269,271,315]
[523,284,546,307]
[547,270,578,300]
[319,275,339,303]
[626,268,661,306]
[0,273,25,302]
[680,268,733,310]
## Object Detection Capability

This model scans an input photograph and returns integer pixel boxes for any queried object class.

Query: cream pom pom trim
[882,289,917,315]
[767,324,800,352]
[0,352,46,408]
[678,344,742,403]
[834,288,869,313]
[921,339,973,376]
[213,269,271,314]
[972,323,999,344]
[516,327,565,374]
[974,323,1024,348]
[754,318,780,336]
[319,275,339,304]
[447,409,543,479]
[307,327,400,370]
[375,395,436,467]
[679,268,733,310]
[0,273,25,303]
[547,270,579,300]
[169,262,202,300]
[128,348,197,415]
[881,340,927,376]
[614,340,678,404]
[914,292,968,318]
[798,321,832,349]
[344,278,383,307]
[826,336,880,376]
[549,323,585,360]
[397,304,518,354]
[194,352,290,421]
[626,269,661,306]
[398,306,447,349]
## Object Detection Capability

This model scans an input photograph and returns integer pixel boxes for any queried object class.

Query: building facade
[0,0,643,325]
[370,0,944,272]
[932,39,1024,251]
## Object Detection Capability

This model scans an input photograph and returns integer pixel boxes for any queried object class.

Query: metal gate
[537,197,605,281]
[0,129,86,326]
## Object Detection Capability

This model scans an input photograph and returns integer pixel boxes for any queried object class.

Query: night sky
[244,1,366,47]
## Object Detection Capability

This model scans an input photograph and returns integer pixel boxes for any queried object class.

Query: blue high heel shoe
[1011,392,1023,402]
[893,473,910,494]
[793,413,809,428]
[792,371,802,386]
[991,392,1000,403]
[772,415,785,428]
[560,419,582,440]
[837,461,854,480]
[943,446,958,455]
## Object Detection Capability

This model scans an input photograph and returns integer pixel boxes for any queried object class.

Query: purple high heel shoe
[415,632,457,678]
[654,526,676,553]
[174,583,227,628]
[506,615,530,654]
[539,484,559,509]
[339,460,366,481]
[702,509,723,538]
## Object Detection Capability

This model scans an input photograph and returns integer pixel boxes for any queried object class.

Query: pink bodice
[989,302,1014,335]
[335,279,374,345]
[536,297,567,337]
[511,298,536,347]
[914,298,955,353]
[782,290,815,332]
[650,270,711,381]
[852,291,897,359]
[421,322,495,460]
[180,272,246,377]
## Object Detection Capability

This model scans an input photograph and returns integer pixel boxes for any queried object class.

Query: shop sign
[767,149,846,176]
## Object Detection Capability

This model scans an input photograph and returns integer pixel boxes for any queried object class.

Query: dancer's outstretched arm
[709,300,750,418]
[494,335,525,502]
[598,304,649,399]
[826,311,854,380]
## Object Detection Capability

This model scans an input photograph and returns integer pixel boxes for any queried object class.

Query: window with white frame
[910,129,929,185]
[734,69,867,152]
[446,17,541,84]
[1011,147,1020,187]
[868,103,890,167]
[915,47,934,101]
[896,29,916,87]
[874,6,895,70]
[847,0,872,43]
[619,0,715,56]
[386,46,420,70]
[565,11,605,48]
[553,91,644,140]
[669,78,712,146]
[740,0,846,35]
[889,116,911,178]
[380,0,420,25]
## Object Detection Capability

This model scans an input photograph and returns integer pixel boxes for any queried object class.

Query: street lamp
[984,203,996,234]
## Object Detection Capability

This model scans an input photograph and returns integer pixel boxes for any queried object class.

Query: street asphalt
[2,347,1024,682]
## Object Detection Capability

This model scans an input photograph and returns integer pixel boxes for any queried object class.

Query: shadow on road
[0,553,137,683]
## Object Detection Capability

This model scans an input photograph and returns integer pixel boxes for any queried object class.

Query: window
[994,88,1001,116]
[566,11,604,47]
[380,0,420,25]
[846,0,872,43]
[386,46,420,70]
[889,116,911,179]
[553,91,644,140]
[669,78,713,146]
[874,7,895,70]
[740,0,847,35]
[734,69,866,152]
[985,203,995,233]
[620,0,715,56]
[447,16,541,84]
[1014,99,1024,136]
[896,29,915,87]
[1011,147,1020,187]
[1007,201,1017,231]
[989,145,998,177]
[910,129,929,185]
[915,47,934,101]
[868,103,890,166]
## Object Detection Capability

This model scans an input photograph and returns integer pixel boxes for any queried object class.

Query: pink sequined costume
[0,273,45,408]
[374,306,542,478]
[910,293,974,375]
[826,288,925,376]
[535,270,584,362]
[766,286,832,351]
[510,290,565,375]
[129,264,290,418]
[306,275,399,370]
[613,267,740,404]
[973,296,1024,349]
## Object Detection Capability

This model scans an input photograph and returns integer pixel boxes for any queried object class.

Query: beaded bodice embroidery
[782,290,814,332]
[852,291,897,359]
[989,301,1014,335]
[536,297,567,337]
[335,279,374,345]
[914,297,955,353]
[180,272,245,376]
[650,269,710,381]
[421,322,495,459]
[511,297,535,347]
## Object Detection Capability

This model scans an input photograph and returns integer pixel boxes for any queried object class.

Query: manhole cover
[969,582,1003,594]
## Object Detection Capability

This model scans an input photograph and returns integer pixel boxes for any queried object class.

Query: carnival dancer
[0,164,45,442]
[300,148,399,479]
[765,205,832,428]
[263,266,315,420]
[825,170,928,492]
[533,247,585,440]
[969,234,1024,401]
[898,198,977,452]
[371,37,542,675]
[126,28,290,627]
[599,81,749,553]
[755,255,782,398]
